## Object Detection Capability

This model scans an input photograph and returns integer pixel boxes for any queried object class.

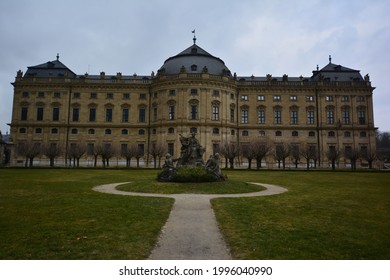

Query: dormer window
[191,64,197,71]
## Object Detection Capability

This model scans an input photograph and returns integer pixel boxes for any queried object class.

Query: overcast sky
[1,0,389,135]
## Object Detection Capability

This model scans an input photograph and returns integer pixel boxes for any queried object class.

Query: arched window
[168,127,175,134]
[344,131,351,137]
[138,129,145,135]
[292,131,299,137]
[105,129,112,135]
[71,128,78,134]
[259,130,266,136]
[51,128,58,134]
[242,130,249,136]
[212,128,220,134]
[88,129,95,135]
[121,129,128,135]
[308,131,315,137]
[328,131,335,137]
[275,131,282,136]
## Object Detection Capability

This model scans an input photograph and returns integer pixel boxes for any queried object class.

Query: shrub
[171,166,215,182]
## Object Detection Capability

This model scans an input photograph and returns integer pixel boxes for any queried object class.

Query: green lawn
[0,169,173,259]
[0,168,389,260]
[212,170,390,259]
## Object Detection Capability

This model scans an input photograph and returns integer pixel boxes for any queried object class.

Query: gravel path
[92,182,287,260]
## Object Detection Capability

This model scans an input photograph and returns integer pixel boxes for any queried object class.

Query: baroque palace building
[8,38,376,167]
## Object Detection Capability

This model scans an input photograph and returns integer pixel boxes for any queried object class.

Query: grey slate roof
[159,44,231,76]
[24,59,77,78]
[311,62,363,81]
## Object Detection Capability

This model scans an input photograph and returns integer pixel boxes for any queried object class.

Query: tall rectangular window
[153,107,158,121]
[327,111,334,124]
[190,105,198,120]
[137,144,145,156]
[122,108,129,122]
[52,107,60,121]
[258,110,265,124]
[168,105,175,120]
[37,107,44,121]
[230,108,235,123]
[168,143,174,156]
[241,109,248,124]
[89,108,96,122]
[21,107,28,121]
[139,108,146,123]
[212,106,219,121]
[121,143,128,155]
[274,110,282,124]
[307,110,315,124]
[358,110,366,125]
[290,111,298,124]
[342,110,350,125]
[106,108,113,122]
[72,108,79,122]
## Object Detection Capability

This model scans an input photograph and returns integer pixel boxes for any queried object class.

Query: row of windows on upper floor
[19,104,368,125]
[20,89,221,100]
[18,126,369,139]
[21,91,368,103]
[242,94,367,102]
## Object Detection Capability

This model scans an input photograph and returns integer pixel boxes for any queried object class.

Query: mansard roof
[24,56,76,78]
[311,61,363,81]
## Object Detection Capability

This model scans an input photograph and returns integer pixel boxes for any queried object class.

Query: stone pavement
[93,182,287,260]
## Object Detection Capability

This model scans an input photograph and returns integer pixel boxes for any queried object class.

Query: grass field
[0,168,389,259]
[0,169,174,259]
[212,170,390,259]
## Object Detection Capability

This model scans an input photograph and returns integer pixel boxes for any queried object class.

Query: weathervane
[192,29,196,44]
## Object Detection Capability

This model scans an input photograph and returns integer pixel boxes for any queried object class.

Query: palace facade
[8,40,376,168]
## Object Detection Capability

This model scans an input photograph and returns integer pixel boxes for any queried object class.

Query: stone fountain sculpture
[157,132,224,182]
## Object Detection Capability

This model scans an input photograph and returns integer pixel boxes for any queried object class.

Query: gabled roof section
[311,60,363,82]
[24,56,77,78]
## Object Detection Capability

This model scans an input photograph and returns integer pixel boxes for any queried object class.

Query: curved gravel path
[92,182,288,260]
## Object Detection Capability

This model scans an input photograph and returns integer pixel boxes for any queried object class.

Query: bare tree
[17,141,41,167]
[121,144,138,168]
[360,147,377,169]
[98,144,116,167]
[68,142,86,167]
[253,141,271,169]
[135,145,144,168]
[43,143,62,167]
[290,144,300,168]
[240,142,256,169]
[300,144,317,170]
[326,146,342,170]
[274,143,290,169]
[150,142,166,168]
[344,147,360,171]
[220,141,239,169]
